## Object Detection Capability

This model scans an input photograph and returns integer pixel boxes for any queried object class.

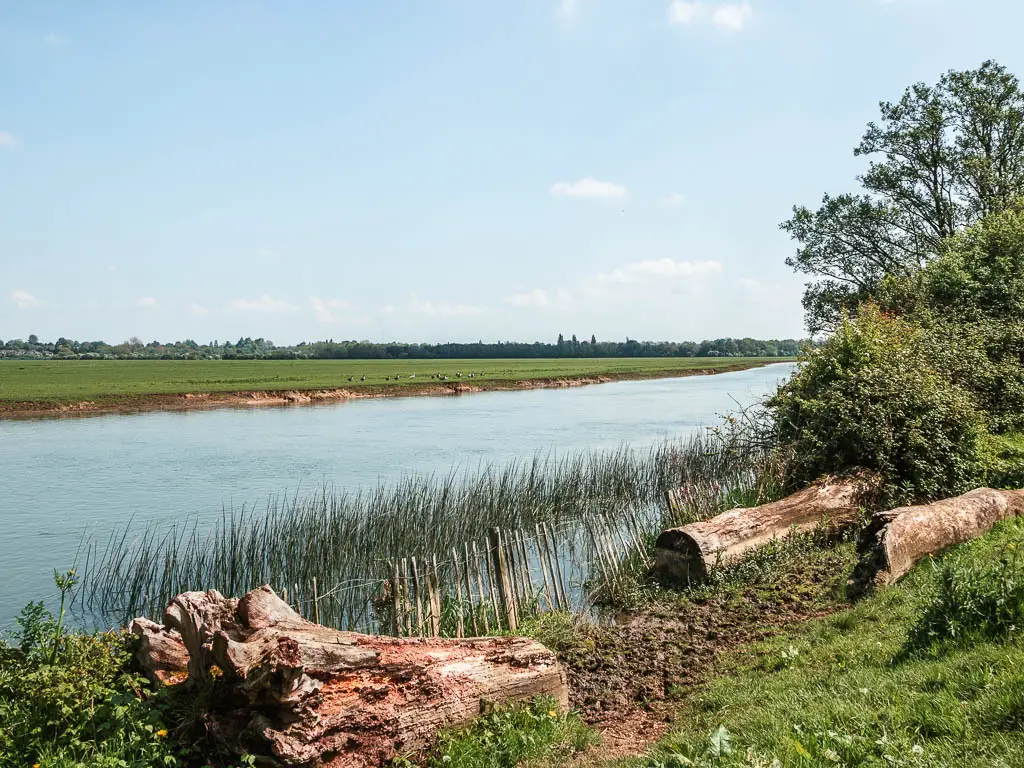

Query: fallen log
[652,475,876,585]
[131,586,567,768]
[850,487,1024,594]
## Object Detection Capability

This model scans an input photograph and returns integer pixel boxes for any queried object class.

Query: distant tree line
[0,333,805,361]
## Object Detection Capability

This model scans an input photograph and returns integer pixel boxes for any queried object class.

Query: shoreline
[0,360,789,420]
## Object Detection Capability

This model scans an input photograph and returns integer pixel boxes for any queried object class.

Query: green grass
[0,357,785,405]
[630,517,1024,768]
[392,696,596,768]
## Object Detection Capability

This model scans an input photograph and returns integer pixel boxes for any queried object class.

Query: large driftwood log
[652,475,876,585]
[850,487,1024,593]
[132,586,567,768]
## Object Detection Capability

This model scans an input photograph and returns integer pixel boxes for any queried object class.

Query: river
[0,362,795,628]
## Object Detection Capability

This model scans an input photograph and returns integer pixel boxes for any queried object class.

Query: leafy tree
[783,61,1024,333]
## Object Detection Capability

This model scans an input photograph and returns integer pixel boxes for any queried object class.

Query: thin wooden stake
[293,583,301,616]
[489,528,517,631]
[464,541,479,636]
[482,538,502,631]
[518,530,535,603]
[401,558,413,637]
[312,577,320,625]
[543,522,570,611]
[472,541,492,634]
[411,556,424,637]
[452,547,465,639]
[535,523,556,612]
[429,554,442,637]
[390,562,402,636]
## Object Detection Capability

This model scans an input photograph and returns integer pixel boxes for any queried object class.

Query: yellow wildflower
[548,710,557,718]
[156,729,168,738]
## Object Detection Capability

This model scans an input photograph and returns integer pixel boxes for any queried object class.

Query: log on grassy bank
[652,475,877,585]
[131,586,567,768]
[851,487,1024,593]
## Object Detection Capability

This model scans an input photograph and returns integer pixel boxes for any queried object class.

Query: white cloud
[408,297,485,317]
[228,295,296,313]
[662,192,687,207]
[135,296,157,308]
[594,258,722,286]
[10,289,41,309]
[0,132,18,149]
[187,301,210,316]
[508,289,550,308]
[667,1,706,24]
[43,32,66,47]
[550,177,627,198]
[712,2,753,31]
[310,296,352,323]
[668,1,753,31]
[557,0,582,20]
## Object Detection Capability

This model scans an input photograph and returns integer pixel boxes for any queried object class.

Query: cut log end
[849,487,1024,597]
[132,585,568,767]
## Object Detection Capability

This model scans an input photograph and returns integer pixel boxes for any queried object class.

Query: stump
[131,586,568,767]
[652,475,876,585]
[850,487,1024,593]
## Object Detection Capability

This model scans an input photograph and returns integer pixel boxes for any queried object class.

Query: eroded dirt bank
[0,363,772,420]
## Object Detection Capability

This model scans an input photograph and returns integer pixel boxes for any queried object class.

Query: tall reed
[78,434,763,630]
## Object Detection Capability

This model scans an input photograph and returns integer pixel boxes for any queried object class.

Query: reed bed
[78,434,768,631]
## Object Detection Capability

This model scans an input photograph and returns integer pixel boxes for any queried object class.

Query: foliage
[0,605,180,768]
[905,544,1024,653]
[881,200,1024,433]
[633,518,1024,768]
[392,697,595,768]
[782,60,1024,333]
[984,433,1024,489]
[767,304,987,505]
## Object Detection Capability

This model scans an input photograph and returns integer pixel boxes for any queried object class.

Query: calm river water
[0,363,795,628]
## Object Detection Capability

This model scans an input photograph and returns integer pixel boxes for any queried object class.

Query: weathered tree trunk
[131,586,567,768]
[850,487,1024,594]
[652,475,876,585]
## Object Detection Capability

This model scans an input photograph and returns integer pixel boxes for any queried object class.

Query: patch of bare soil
[553,549,856,763]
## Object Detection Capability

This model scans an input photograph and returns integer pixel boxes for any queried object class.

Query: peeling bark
[132,586,567,767]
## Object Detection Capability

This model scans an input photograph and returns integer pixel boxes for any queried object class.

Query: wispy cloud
[0,132,18,149]
[135,296,157,308]
[594,258,722,286]
[667,1,753,31]
[508,289,550,308]
[662,192,687,207]
[187,301,210,316]
[43,32,67,47]
[228,295,296,313]
[310,296,353,323]
[550,177,627,198]
[11,289,42,309]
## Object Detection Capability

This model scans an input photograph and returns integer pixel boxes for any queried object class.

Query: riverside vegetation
[5,60,1024,766]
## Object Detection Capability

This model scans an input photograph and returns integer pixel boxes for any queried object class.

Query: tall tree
[783,61,1024,333]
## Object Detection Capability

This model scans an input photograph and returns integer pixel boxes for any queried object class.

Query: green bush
[768,304,988,506]
[906,545,1024,652]
[0,602,180,768]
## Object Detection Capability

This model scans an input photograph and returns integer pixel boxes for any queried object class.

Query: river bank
[0,360,781,419]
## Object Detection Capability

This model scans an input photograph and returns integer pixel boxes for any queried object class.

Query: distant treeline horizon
[0,333,806,361]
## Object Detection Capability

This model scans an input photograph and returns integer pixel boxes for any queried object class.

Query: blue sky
[2,0,1022,345]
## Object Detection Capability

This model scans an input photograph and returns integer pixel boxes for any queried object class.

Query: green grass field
[0,357,786,405]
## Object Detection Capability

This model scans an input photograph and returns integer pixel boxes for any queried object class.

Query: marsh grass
[79,435,767,631]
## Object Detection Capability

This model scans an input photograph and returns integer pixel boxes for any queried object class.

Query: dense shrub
[768,304,987,505]
[0,602,180,768]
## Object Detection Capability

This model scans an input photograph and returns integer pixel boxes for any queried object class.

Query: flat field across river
[0,357,788,417]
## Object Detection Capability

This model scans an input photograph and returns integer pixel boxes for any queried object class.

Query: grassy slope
[628,517,1024,768]
[0,358,784,405]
